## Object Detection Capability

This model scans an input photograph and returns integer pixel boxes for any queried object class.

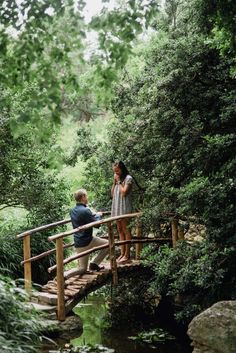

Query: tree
[193,0,236,57]
[77,0,236,322]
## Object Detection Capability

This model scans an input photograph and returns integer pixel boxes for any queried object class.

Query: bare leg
[122,219,131,260]
[124,219,132,260]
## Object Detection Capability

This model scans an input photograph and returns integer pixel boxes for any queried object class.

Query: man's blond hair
[74,189,87,202]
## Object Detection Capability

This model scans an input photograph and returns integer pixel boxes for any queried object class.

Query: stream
[42,293,192,353]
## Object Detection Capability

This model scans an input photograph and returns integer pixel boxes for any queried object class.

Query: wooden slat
[34,261,144,309]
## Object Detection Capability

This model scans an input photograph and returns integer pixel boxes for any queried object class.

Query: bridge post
[23,234,32,292]
[171,219,178,247]
[56,238,65,321]
[107,222,118,285]
[135,218,142,260]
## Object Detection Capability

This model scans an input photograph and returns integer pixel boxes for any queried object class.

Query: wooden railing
[16,213,179,321]
[16,218,71,292]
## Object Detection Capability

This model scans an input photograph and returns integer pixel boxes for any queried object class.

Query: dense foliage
[104,270,159,329]
[0,115,70,282]
[0,2,162,352]
[0,0,81,282]
[78,0,236,323]
[143,242,236,323]
[0,2,235,350]
[0,276,43,353]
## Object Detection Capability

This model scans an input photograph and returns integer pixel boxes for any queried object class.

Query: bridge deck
[30,260,143,318]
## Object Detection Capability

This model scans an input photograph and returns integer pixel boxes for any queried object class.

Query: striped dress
[111,175,133,216]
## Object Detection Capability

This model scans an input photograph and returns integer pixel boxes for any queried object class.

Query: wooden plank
[30,261,145,317]
[64,274,84,284]
[42,281,57,290]
[64,287,87,297]
[28,302,57,313]
[69,283,84,288]
[80,274,99,282]
[64,268,83,280]
[32,292,58,305]
[73,278,89,284]
[65,277,79,285]
[46,288,58,295]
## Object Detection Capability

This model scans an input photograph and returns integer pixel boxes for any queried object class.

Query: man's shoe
[89,262,105,271]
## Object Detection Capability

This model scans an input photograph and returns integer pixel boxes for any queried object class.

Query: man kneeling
[70,189,109,274]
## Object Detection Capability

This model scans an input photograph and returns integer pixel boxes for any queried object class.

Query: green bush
[142,242,236,324]
[0,276,43,353]
[0,175,70,284]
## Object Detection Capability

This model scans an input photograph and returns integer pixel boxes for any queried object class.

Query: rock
[40,314,83,339]
[188,301,236,353]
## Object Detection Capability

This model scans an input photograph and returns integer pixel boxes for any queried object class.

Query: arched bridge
[31,260,146,320]
[16,212,179,321]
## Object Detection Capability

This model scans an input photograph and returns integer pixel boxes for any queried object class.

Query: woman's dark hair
[113,160,129,180]
[113,160,145,192]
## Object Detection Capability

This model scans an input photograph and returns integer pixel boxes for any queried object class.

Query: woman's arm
[111,182,116,197]
[111,173,118,197]
[116,175,132,197]
[118,182,131,197]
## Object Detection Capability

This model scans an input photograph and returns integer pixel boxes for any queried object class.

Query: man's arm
[85,208,103,227]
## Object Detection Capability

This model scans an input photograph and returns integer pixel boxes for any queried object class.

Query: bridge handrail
[16,211,113,239]
[16,210,180,322]
[47,237,171,273]
[48,212,142,242]
[16,218,71,239]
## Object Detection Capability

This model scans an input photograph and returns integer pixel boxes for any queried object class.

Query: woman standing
[111,161,133,263]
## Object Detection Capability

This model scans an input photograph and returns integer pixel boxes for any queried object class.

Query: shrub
[142,242,236,324]
[0,276,43,353]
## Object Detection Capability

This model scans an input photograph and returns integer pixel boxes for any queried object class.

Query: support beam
[23,234,32,292]
[171,219,178,247]
[56,238,65,321]
[108,222,118,285]
[135,218,142,260]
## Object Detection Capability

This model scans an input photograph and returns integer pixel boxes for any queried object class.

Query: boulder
[188,301,236,353]
[40,314,83,339]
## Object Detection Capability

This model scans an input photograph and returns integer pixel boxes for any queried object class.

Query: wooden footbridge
[30,260,145,320]
[16,212,179,321]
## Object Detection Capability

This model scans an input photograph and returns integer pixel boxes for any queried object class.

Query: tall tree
[78,0,236,322]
